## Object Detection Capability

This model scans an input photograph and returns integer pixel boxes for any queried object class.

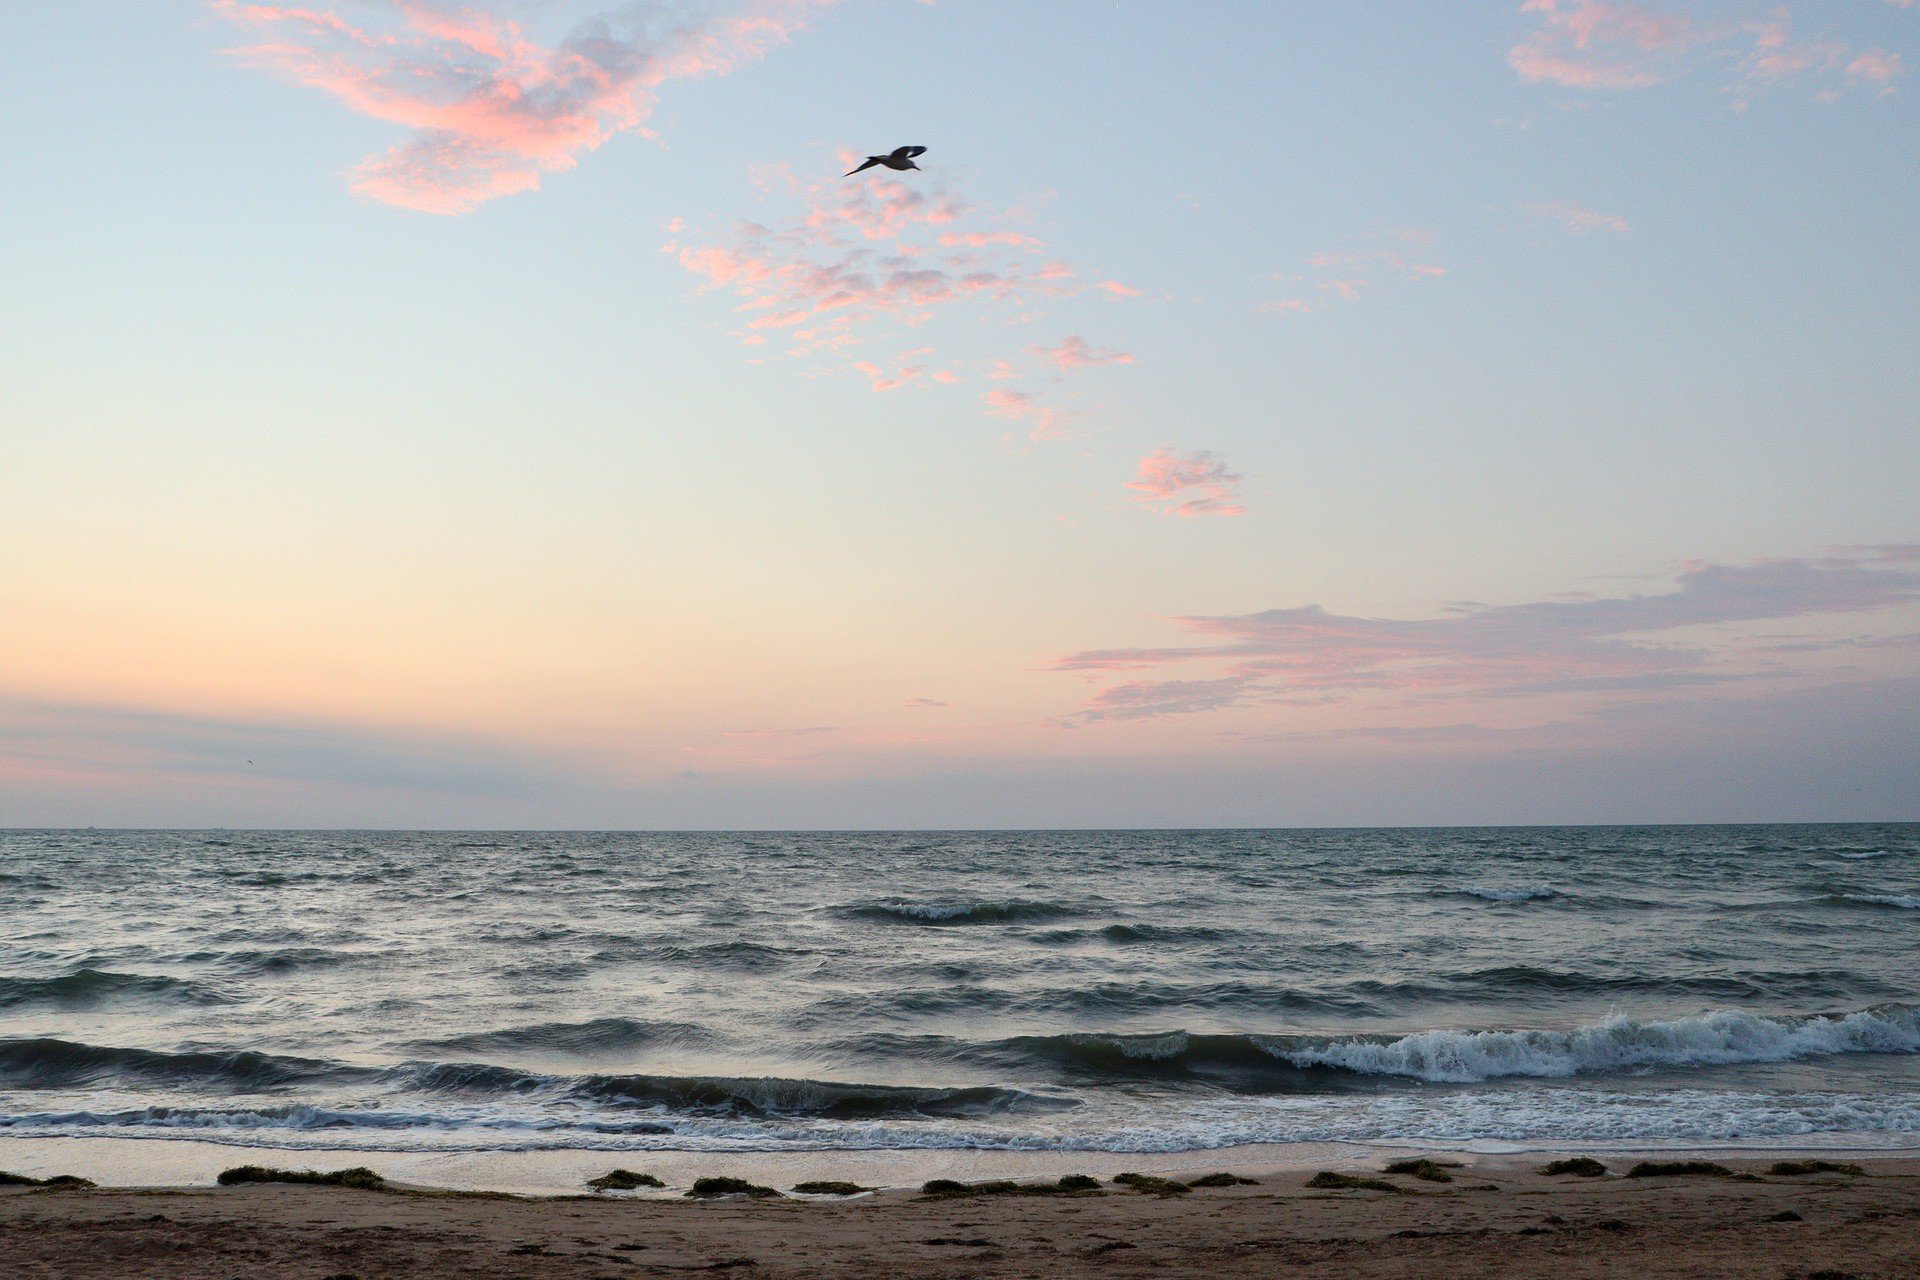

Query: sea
[1,825,1917,1164]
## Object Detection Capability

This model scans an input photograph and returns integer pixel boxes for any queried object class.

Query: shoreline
[3,1151,1914,1278]
[5,1131,1919,1196]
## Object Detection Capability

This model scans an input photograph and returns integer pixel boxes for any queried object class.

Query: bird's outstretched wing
[845,156,883,176]
[890,145,928,160]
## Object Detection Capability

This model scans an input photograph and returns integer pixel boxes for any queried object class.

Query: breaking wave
[1277,1006,1920,1083]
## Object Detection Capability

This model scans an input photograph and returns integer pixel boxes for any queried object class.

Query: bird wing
[890,146,927,160]
[845,157,883,176]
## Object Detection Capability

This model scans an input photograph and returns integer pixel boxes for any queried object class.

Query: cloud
[1265,230,1444,315]
[1509,0,1694,90]
[904,697,949,708]
[1528,200,1630,232]
[1053,546,1920,724]
[722,725,839,738]
[671,164,1134,437]
[1847,49,1904,83]
[214,0,839,213]
[1509,1,1904,100]
[1029,335,1134,371]
[670,158,1152,441]
[852,356,930,392]
[983,387,1077,440]
[1125,449,1247,518]
[0,695,571,796]
[672,166,1066,351]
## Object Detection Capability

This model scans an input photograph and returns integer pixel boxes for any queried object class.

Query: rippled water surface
[1,825,1917,1153]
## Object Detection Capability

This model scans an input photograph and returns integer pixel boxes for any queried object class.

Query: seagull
[846,145,927,177]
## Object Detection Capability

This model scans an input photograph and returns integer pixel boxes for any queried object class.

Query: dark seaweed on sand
[685,1176,782,1198]
[1305,1171,1406,1193]
[217,1166,386,1190]
[920,1175,1101,1198]
[1624,1161,1733,1178]
[1186,1172,1259,1187]
[1113,1172,1192,1196]
[791,1180,871,1196]
[0,1172,95,1189]
[1382,1158,1457,1182]
[1768,1160,1863,1176]
[1540,1157,1609,1178]
[588,1170,666,1190]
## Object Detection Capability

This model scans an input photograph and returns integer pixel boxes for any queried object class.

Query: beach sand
[2,1152,1915,1279]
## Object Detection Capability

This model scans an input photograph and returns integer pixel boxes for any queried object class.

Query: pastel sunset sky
[2,1,1916,827]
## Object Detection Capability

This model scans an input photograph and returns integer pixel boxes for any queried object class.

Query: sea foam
[1276,1006,1920,1083]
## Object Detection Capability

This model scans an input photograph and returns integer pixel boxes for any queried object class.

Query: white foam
[1277,1007,1920,1084]
[1846,894,1919,910]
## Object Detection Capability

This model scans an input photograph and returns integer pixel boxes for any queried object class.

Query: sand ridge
[1,1154,1915,1278]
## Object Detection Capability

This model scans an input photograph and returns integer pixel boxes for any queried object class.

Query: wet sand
[3,1153,1915,1279]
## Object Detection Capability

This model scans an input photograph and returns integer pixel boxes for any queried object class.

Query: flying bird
[846,146,927,177]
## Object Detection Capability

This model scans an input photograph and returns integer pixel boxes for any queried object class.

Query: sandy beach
[3,1150,1914,1279]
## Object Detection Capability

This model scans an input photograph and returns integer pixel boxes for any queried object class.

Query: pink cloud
[1029,335,1134,371]
[852,360,925,392]
[1511,1,1905,100]
[938,230,1044,250]
[1528,200,1631,232]
[1509,0,1692,89]
[1126,449,1247,518]
[1099,280,1143,297]
[672,170,1069,351]
[214,0,839,214]
[1847,49,1904,83]
[1267,231,1444,314]
[672,165,1135,436]
[1053,546,1920,725]
[983,388,1076,441]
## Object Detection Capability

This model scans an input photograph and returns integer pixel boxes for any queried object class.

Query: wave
[0,1037,1065,1122]
[409,1018,717,1057]
[0,970,226,1010]
[0,1105,677,1137]
[1456,885,1556,902]
[0,1038,357,1091]
[567,1074,1067,1120]
[1278,1006,1920,1083]
[1835,850,1892,861]
[1835,890,1912,909]
[836,1006,1920,1089]
[838,899,1081,926]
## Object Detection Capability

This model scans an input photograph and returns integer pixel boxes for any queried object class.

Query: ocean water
[1,825,1917,1158]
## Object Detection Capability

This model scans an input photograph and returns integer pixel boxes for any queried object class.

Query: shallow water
[1,825,1916,1155]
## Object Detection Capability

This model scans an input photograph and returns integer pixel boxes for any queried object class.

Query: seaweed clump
[791,1181,871,1196]
[1112,1172,1192,1197]
[217,1166,386,1190]
[0,1172,95,1189]
[1382,1158,1458,1183]
[685,1177,782,1199]
[1540,1157,1609,1178]
[920,1175,1101,1199]
[1769,1160,1863,1177]
[588,1170,666,1191]
[1624,1161,1733,1179]
[1305,1171,1405,1194]
[1186,1172,1259,1188]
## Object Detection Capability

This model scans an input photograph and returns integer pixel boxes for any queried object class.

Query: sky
[1,0,1916,829]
